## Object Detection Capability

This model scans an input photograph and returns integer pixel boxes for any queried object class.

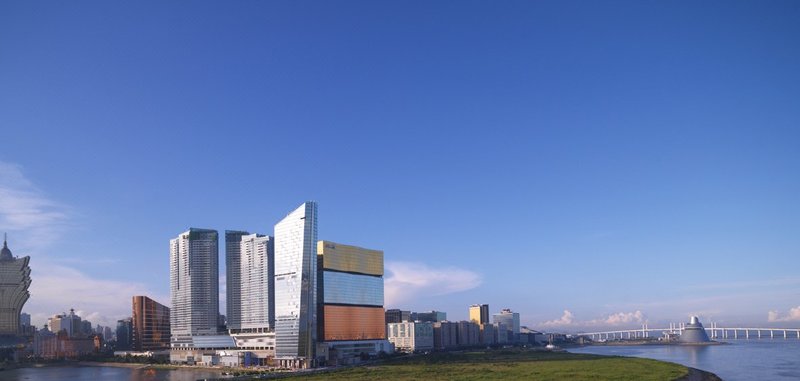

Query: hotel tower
[274,202,318,368]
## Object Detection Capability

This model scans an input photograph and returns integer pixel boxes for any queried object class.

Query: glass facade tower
[169,228,219,348]
[274,202,318,367]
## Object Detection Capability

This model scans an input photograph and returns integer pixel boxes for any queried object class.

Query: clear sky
[2,1,799,331]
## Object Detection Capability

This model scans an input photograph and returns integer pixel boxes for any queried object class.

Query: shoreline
[6,350,724,381]
[76,361,229,372]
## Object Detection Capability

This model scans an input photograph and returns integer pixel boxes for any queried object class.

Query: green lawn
[284,349,688,381]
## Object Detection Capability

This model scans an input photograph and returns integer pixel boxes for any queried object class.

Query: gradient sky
[1,1,799,331]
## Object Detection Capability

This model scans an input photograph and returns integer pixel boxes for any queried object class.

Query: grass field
[285,349,689,381]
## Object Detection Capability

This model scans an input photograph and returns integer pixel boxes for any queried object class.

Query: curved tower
[0,235,32,335]
[678,316,711,343]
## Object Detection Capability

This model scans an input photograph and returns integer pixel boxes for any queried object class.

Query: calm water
[570,339,800,381]
[0,365,224,381]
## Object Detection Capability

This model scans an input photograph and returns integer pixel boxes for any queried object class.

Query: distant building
[103,326,113,342]
[48,309,82,337]
[519,326,547,345]
[170,228,220,353]
[387,322,433,352]
[433,321,458,350]
[20,312,32,334]
[224,230,249,331]
[411,311,447,323]
[385,309,411,324]
[33,328,97,359]
[116,318,133,350]
[479,323,497,345]
[274,202,318,368]
[469,304,489,325]
[493,309,520,342]
[0,236,31,336]
[132,296,170,351]
[80,320,93,336]
[457,321,480,346]
[494,322,509,344]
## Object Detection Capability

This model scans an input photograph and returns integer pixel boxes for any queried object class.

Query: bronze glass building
[317,241,385,342]
[132,296,170,351]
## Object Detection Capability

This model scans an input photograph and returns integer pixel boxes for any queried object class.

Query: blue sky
[1,1,799,330]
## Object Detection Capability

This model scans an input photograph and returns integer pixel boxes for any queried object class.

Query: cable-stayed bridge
[579,322,800,341]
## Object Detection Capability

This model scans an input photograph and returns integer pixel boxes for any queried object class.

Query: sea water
[569,339,800,381]
[0,365,223,381]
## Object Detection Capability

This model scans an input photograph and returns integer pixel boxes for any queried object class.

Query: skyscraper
[274,202,318,368]
[132,296,171,351]
[225,230,249,331]
[239,233,274,331]
[170,228,219,348]
[469,304,489,325]
[0,236,31,336]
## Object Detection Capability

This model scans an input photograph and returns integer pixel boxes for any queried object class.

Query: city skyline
[2,1,800,331]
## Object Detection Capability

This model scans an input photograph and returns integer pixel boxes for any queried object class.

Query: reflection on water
[570,339,800,381]
[0,365,223,381]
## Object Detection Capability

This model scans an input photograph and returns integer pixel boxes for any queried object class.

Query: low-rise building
[387,322,433,352]
[33,329,97,359]
[323,339,394,366]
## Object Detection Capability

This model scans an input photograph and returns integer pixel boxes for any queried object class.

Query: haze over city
[1,0,799,332]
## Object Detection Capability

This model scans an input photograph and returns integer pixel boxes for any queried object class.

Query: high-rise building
[0,236,31,335]
[132,296,171,351]
[116,318,133,350]
[385,309,411,323]
[469,304,489,325]
[239,234,274,332]
[170,228,219,348]
[493,308,520,342]
[317,241,385,342]
[274,202,318,368]
[224,230,249,331]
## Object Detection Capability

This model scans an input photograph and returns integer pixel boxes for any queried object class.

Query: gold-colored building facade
[469,304,489,325]
[317,241,383,276]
